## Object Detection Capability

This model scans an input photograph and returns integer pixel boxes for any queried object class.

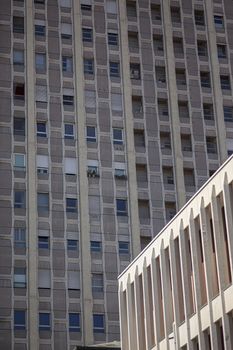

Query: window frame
[66,198,78,213]
[39,313,51,331]
[109,61,120,78]
[82,27,93,42]
[86,126,96,142]
[14,310,26,330]
[69,313,81,332]
[116,199,127,216]
[37,122,47,137]
[108,32,118,46]
[93,314,105,333]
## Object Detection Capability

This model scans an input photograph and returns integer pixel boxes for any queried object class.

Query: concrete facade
[118,155,233,350]
[0,0,233,348]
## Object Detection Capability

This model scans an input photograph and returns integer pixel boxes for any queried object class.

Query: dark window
[35,0,45,3]
[67,239,78,251]
[38,236,49,249]
[90,241,101,252]
[195,10,205,26]
[14,310,26,330]
[83,58,94,74]
[13,50,24,66]
[214,15,224,29]
[39,313,50,331]
[176,69,186,86]
[14,191,25,209]
[223,106,233,122]
[171,7,181,24]
[197,40,208,57]
[130,63,140,79]
[37,122,47,137]
[69,313,80,332]
[63,95,74,106]
[116,199,127,216]
[14,117,25,136]
[126,1,137,18]
[35,25,45,36]
[109,62,120,77]
[206,137,217,154]
[14,228,26,248]
[153,34,164,54]
[113,128,123,145]
[118,241,129,254]
[64,124,74,139]
[66,198,77,213]
[82,28,93,42]
[37,193,49,212]
[200,72,211,88]
[108,32,118,46]
[220,75,231,90]
[217,44,227,59]
[62,56,73,72]
[151,4,161,21]
[93,314,104,333]
[203,103,214,120]
[14,83,25,100]
[13,17,24,33]
[81,4,91,11]
[86,126,96,142]
[92,274,104,292]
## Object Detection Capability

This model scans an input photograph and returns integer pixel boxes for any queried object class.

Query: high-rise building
[118,155,233,350]
[0,0,233,349]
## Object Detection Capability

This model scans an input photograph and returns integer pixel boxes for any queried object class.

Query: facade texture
[0,0,233,349]
[119,155,233,350]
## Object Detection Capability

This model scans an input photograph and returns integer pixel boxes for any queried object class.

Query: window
[81,0,92,11]
[132,96,143,118]
[116,199,127,216]
[38,236,49,249]
[85,90,96,108]
[106,0,117,14]
[90,241,101,252]
[203,103,214,120]
[38,270,51,289]
[13,17,24,33]
[153,34,164,55]
[165,201,176,221]
[206,136,217,154]
[163,167,174,184]
[217,44,227,59]
[39,313,50,331]
[214,15,224,29]
[130,63,140,80]
[36,85,47,102]
[173,37,183,56]
[66,198,77,213]
[158,99,169,117]
[200,72,211,88]
[224,106,233,122]
[176,69,186,87]
[108,32,118,46]
[65,158,77,175]
[14,191,25,209]
[62,56,73,73]
[226,139,233,156]
[118,241,129,254]
[151,4,161,21]
[126,1,137,18]
[195,10,205,26]
[64,124,74,139]
[84,58,94,74]
[113,128,123,145]
[178,101,189,119]
[61,23,72,39]
[92,274,103,293]
[14,117,25,136]
[128,32,139,50]
[67,239,78,251]
[171,7,181,24]
[87,160,99,177]
[93,314,104,333]
[13,50,24,66]
[14,83,25,100]
[181,134,192,152]
[59,0,71,7]
[110,61,120,77]
[37,122,47,137]
[220,75,231,90]
[69,313,80,332]
[14,267,26,288]
[82,28,93,42]
[197,40,208,57]
[155,66,166,84]
[134,129,145,148]
[63,95,74,106]
[111,93,122,112]
[14,310,26,330]
[14,154,25,170]
[35,24,45,36]
[37,193,49,212]
[35,0,45,3]
[68,271,80,290]
[35,53,46,72]
[114,162,126,178]
[86,126,96,142]
[160,132,171,149]
[184,168,195,188]
[14,228,26,248]
[37,155,49,174]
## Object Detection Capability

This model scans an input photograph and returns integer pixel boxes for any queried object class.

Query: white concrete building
[119,156,233,350]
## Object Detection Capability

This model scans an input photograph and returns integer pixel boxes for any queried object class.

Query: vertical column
[162,0,186,209]
[126,277,138,350]
[73,0,93,344]
[118,0,141,258]
[204,0,227,162]
[119,284,129,350]
[26,0,39,349]
[134,270,146,350]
